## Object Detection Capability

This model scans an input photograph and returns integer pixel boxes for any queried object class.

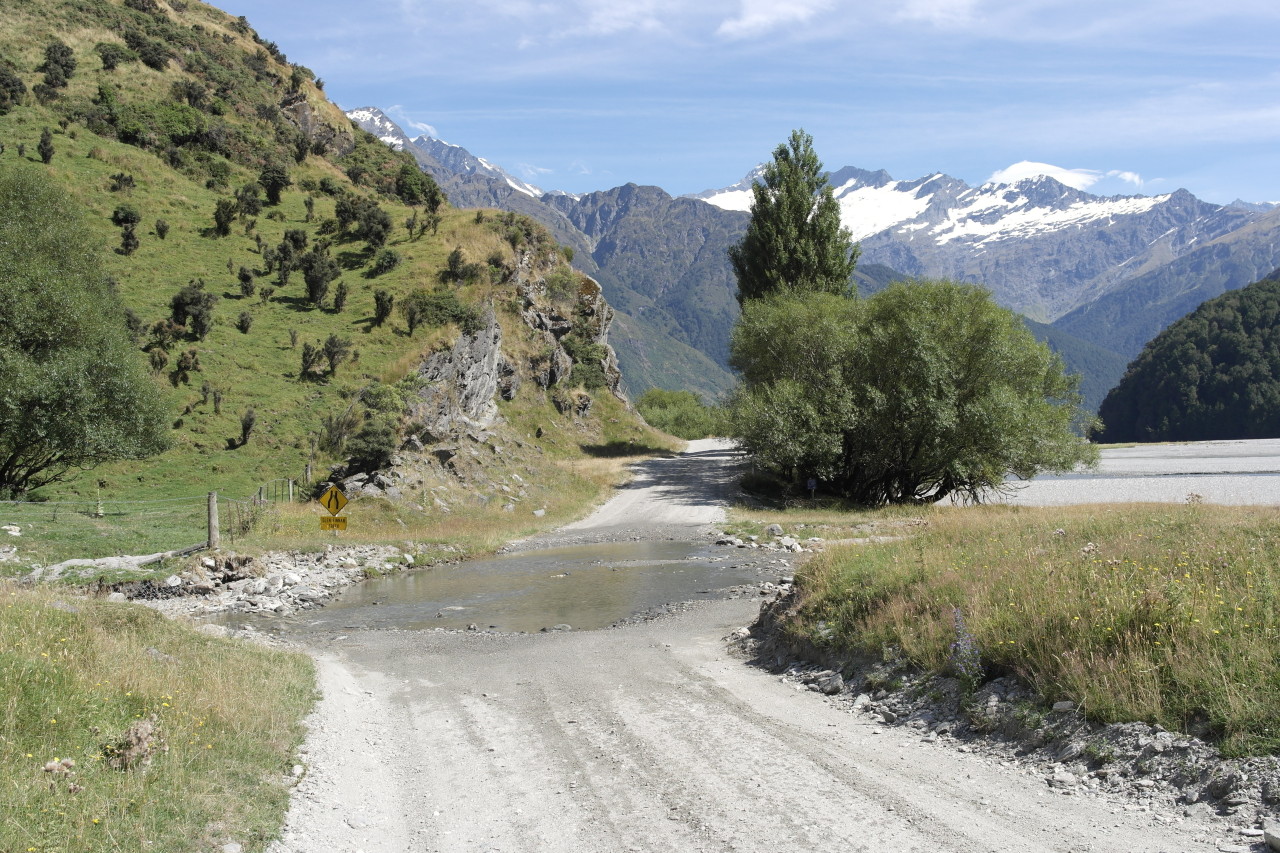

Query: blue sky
[217,0,1280,204]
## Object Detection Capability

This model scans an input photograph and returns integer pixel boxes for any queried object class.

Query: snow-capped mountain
[345,107,541,198]
[340,106,1280,406]
[691,167,1256,321]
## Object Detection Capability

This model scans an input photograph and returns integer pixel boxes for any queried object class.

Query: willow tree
[729,282,1097,504]
[728,129,858,304]
[0,168,169,497]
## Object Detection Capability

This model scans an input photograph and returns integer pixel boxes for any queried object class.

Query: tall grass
[789,503,1280,756]
[0,583,313,852]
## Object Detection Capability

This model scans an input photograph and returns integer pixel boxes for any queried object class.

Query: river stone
[765,523,784,536]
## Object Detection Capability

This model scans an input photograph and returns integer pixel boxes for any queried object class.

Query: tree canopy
[728,282,1096,504]
[728,129,858,304]
[0,168,169,497]
[1096,268,1280,442]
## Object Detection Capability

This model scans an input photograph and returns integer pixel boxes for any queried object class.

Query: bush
[236,311,252,333]
[729,282,1097,504]
[637,389,720,439]
[368,248,401,277]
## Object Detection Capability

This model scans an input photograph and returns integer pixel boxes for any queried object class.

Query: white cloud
[989,161,1102,190]
[716,0,834,39]
[1107,169,1144,187]
[519,163,555,179]
[988,162,1148,193]
[387,105,438,138]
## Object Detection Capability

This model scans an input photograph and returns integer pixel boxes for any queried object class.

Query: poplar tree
[728,129,858,304]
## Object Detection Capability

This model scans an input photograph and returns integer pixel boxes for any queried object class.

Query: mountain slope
[1096,267,1280,442]
[0,0,642,510]
[1053,207,1280,359]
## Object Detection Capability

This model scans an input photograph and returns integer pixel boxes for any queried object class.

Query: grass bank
[762,502,1280,757]
[0,583,313,853]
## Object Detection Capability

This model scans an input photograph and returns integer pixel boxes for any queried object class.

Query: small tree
[373,289,394,327]
[154,219,169,240]
[0,64,27,115]
[118,223,139,256]
[332,281,348,313]
[399,294,425,336]
[299,342,321,379]
[38,127,54,164]
[111,205,141,228]
[212,198,237,237]
[236,311,253,333]
[321,334,352,376]
[728,129,858,304]
[300,247,339,306]
[237,266,256,298]
[259,163,291,205]
[170,279,217,340]
[239,408,256,446]
[95,42,136,72]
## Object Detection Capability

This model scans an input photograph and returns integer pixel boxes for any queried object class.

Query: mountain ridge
[346,107,1280,408]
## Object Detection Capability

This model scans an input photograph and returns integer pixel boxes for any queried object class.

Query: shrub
[154,219,169,240]
[94,42,137,71]
[368,248,401,277]
[236,311,252,333]
[636,388,720,439]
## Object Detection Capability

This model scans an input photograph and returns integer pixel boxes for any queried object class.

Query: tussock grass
[0,583,313,852]
[788,503,1280,756]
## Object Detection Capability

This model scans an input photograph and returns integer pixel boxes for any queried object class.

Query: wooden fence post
[288,479,294,502]
[208,491,219,550]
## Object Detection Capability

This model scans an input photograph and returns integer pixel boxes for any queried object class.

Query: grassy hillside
[0,0,674,565]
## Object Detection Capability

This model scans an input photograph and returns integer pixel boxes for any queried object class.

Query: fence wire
[0,479,300,565]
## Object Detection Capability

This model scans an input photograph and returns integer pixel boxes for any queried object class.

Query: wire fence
[0,478,305,566]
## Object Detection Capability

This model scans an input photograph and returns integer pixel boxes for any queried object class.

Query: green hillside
[0,0,661,539]
[1096,267,1280,442]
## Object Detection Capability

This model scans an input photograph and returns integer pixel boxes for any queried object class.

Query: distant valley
[349,107,1280,411]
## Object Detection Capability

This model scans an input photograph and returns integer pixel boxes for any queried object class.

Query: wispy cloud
[716,0,834,39]
[988,161,1103,190]
[518,163,555,179]
[387,105,438,138]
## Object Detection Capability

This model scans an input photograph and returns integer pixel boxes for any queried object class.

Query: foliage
[1096,269,1280,442]
[728,282,1097,504]
[94,41,138,72]
[728,129,858,304]
[399,289,481,336]
[368,248,401,277]
[636,388,720,439]
[300,248,339,306]
[169,279,217,340]
[321,334,352,375]
[790,503,1280,756]
[38,128,55,164]
[0,62,27,115]
[373,289,394,326]
[258,162,291,205]
[0,168,168,497]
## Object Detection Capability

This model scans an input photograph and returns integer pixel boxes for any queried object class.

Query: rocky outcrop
[279,91,355,158]
[407,307,507,440]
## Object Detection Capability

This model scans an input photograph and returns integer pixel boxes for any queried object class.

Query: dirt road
[267,442,1227,853]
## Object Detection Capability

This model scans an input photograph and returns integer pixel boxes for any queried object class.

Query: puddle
[224,540,773,635]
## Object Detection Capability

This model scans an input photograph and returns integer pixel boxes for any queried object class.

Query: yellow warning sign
[318,485,348,516]
[320,516,347,531]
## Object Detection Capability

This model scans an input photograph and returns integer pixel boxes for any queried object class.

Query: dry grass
[789,502,1280,755]
[0,583,313,852]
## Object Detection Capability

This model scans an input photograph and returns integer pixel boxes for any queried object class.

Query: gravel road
[266,440,1238,853]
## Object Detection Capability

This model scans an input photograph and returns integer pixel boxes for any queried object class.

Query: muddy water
[242,540,774,635]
